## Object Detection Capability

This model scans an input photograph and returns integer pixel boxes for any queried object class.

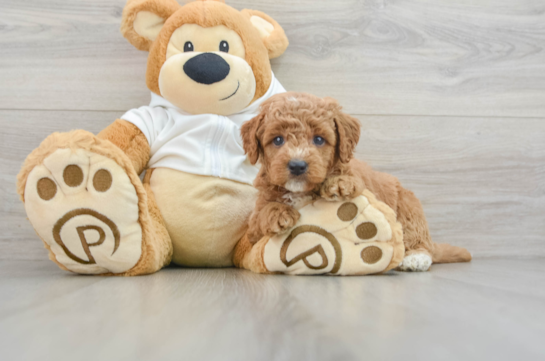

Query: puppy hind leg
[395,187,434,272]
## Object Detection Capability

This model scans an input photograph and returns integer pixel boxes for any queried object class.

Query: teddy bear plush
[16,0,290,275]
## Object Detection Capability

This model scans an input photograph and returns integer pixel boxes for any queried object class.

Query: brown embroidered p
[52,208,120,264]
[280,225,342,274]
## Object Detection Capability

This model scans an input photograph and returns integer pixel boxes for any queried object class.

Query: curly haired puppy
[241,92,471,271]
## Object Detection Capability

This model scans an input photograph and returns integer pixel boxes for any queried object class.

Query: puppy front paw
[320,175,364,201]
[247,227,263,245]
[260,203,300,236]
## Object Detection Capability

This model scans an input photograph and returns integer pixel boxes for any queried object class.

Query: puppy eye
[184,42,194,52]
[272,136,284,146]
[313,136,326,146]
[219,41,229,53]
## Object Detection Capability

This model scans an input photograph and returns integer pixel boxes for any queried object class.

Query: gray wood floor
[1,259,544,361]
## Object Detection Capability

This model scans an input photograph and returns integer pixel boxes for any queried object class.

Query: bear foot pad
[24,148,143,274]
[262,190,404,276]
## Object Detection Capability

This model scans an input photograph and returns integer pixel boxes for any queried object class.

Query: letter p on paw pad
[261,190,405,276]
[23,148,143,274]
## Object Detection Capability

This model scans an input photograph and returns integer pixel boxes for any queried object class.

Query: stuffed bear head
[121,0,289,115]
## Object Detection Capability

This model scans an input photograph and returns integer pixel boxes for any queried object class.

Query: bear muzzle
[183,53,230,85]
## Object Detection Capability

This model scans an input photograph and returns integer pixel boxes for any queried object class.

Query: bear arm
[97,119,150,174]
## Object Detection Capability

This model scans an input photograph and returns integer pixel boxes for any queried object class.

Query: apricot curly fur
[247,202,300,243]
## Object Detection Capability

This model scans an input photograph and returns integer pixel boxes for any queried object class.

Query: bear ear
[241,9,289,59]
[121,0,181,51]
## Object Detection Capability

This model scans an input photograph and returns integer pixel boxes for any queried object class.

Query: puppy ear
[241,9,289,59]
[241,113,265,165]
[333,107,361,164]
[121,0,180,51]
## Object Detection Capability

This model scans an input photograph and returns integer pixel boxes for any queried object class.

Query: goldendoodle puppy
[241,92,471,271]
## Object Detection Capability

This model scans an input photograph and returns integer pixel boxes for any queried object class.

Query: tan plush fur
[149,168,258,267]
[16,130,172,276]
[241,92,471,265]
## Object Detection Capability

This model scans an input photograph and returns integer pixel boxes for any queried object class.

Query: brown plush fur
[241,92,472,264]
[122,0,288,103]
[240,9,289,59]
[232,234,271,274]
[121,0,181,51]
[16,130,172,276]
[98,119,151,174]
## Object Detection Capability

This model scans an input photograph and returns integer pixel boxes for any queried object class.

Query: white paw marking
[24,148,142,274]
[398,253,432,272]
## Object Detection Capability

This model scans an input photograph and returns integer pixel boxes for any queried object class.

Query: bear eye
[219,40,229,53]
[273,136,284,146]
[184,42,193,52]
[313,136,326,146]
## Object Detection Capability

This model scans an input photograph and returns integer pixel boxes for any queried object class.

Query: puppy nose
[288,160,308,176]
[183,53,230,85]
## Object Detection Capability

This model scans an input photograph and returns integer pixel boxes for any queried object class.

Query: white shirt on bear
[121,72,285,185]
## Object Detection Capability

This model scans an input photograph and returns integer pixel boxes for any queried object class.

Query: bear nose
[183,53,230,85]
[288,160,308,176]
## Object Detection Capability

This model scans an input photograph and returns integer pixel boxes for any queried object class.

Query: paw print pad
[263,190,404,275]
[24,148,143,274]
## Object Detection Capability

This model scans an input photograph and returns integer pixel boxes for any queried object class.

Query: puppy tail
[432,243,472,264]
